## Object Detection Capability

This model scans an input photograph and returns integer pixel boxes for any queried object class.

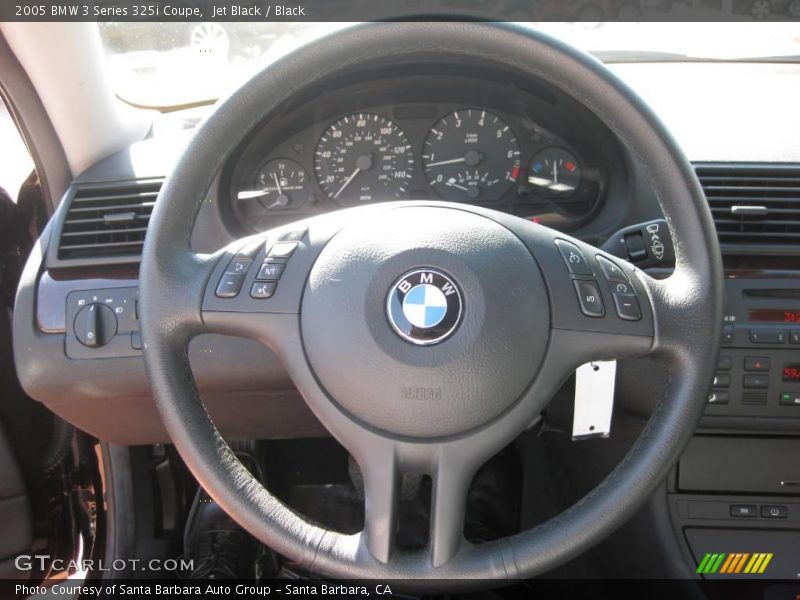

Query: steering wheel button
[225,256,253,275]
[251,281,277,299]
[267,242,298,258]
[256,262,286,281]
[597,255,629,283]
[612,292,641,321]
[573,279,604,317]
[279,228,308,242]
[237,239,265,258]
[215,273,245,298]
[555,239,592,275]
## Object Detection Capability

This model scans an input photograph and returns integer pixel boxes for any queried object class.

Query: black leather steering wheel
[140,22,722,584]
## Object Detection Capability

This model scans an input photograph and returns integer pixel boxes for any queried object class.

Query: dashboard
[224,72,614,234]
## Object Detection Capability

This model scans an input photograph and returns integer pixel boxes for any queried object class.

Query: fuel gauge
[238,159,308,211]
[528,148,581,197]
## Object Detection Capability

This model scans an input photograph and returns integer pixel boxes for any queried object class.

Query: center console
[704,278,800,419]
[669,271,800,580]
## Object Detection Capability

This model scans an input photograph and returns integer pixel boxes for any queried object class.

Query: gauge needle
[426,157,467,167]
[272,173,283,195]
[237,187,302,200]
[552,161,558,184]
[334,168,361,200]
[445,179,469,192]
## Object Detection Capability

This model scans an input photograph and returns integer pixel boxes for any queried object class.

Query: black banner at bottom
[4,579,800,600]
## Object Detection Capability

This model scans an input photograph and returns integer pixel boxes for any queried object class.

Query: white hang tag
[572,360,617,440]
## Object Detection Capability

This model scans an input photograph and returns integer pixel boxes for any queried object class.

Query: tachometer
[422,109,520,202]
[314,113,414,205]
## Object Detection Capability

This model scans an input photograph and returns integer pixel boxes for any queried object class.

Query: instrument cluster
[227,79,610,233]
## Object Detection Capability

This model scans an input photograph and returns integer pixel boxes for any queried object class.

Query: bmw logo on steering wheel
[386,268,463,345]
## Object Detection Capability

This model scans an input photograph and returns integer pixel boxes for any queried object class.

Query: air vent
[57,179,162,261]
[694,163,800,252]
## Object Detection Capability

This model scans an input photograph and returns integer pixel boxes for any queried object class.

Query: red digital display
[784,364,800,382]
[749,308,800,323]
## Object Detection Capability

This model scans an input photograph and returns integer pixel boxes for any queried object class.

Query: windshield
[98,22,800,110]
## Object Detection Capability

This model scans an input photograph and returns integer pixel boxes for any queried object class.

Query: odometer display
[422,109,520,202]
[314,113,413,205]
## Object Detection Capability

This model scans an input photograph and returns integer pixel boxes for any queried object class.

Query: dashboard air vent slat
[57,180,163,261]
[694,163,800,252]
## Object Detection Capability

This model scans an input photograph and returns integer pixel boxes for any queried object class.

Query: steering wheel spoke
[355,440,481,569]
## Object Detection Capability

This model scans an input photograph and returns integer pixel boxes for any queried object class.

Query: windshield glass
[98,22,800,109]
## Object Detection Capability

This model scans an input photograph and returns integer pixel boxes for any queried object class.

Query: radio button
[790,331,800,344]
[749,329,786,344]
[722,325,734,345]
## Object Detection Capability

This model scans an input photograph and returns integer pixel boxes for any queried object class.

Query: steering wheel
[140,22,722,583]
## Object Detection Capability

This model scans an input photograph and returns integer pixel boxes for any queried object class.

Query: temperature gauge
[238,159,308,211]
[528,148,581,197]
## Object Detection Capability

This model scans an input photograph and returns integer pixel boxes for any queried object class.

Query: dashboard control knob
[74,303,118,348]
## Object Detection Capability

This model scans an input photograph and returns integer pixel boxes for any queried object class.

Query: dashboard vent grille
[57,180,162,261]
[694,163,800,251]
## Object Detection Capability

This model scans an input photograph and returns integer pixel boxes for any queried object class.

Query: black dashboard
[223,70,617,235]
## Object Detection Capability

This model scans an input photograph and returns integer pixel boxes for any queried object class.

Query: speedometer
[422,109,520,202]
[314,113,414,206]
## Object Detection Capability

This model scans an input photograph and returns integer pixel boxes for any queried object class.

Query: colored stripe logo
[696,553,773,574]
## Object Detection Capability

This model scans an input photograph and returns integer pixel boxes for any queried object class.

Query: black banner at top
[3,0,800,22]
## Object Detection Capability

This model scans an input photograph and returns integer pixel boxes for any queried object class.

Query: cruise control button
[555,240,592,276]
[573,279,604,317]
[250,281,277,299]
[596,255,628,283]
[612,293,641,321]
[707,391,729,404]
[712,373,731,388]
[267,242,298,259]
[256,262,286,281]
[215,273,245,298]
[225,256,253,275]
